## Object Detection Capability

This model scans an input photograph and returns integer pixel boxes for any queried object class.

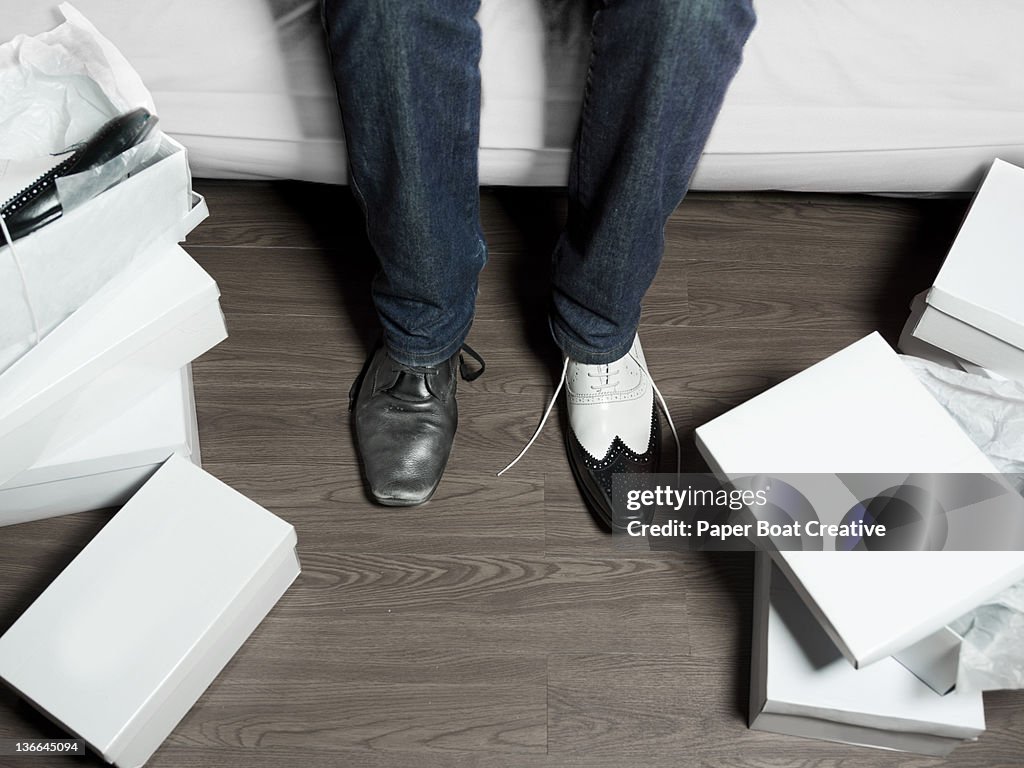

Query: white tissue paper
[0,3,154,158]
[0,3,186,374]
[950,583,1024,692]
[902,356,1024,488]
[902,355,1024,691]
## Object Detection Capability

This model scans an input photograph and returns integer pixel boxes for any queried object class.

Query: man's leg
[555,0,756,528]
[323,0,485,366]
[322,0,485,505]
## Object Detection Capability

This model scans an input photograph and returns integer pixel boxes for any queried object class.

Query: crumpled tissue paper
[950,582,1024,692]
[903,355,1024,691]
[903,356,1024,488]
[0,3,154,158]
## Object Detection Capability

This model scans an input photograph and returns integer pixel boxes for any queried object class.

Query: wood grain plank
[166,642,547,755]
[188,181,363,250]
[186,246,377,322]
[170,687,546,754]
[188,182,564,256]
[278,552,688,618]
[665,194,967,267]
[682,260,927,334]
[198,462,545,555]
[262,552,691,656]
[548,652,736,754]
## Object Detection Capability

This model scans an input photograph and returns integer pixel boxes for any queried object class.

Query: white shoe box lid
[0,367,200,526]
[696,333,995,475]
[751,553,984,756]
[0,242,225,488]
[925,158,1024,352]
[696,333,1024,667]
[0,455,300,768]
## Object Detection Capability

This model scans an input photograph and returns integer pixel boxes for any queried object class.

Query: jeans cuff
[384,317,474,368]
[549,316,637,365]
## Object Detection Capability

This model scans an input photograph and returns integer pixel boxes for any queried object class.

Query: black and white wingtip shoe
[564,335,662,530]
[497,334,678,532]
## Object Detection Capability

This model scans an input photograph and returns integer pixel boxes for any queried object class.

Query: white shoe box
[0,366,200,527]
[696,333,1024,667]
[911,158,1024,379]
[750,552,984,756]
[0,455,300,768]
[0,242,226,488]
[1,134,202,373]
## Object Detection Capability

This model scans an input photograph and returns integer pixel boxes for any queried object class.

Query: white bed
[4,1,1023,193]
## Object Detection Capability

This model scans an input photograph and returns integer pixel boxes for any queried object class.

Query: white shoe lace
[0,212,41,346]
[497,350,681,476]
[497,357,569,477]
[586,363,621,392]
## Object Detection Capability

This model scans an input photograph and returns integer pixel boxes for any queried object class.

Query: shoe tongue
[386,369,433,402]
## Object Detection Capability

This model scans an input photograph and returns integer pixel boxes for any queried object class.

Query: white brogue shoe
[565,335,661,529]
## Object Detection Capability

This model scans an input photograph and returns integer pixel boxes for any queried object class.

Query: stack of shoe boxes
[0,115,218,518]
[0,232,223,508]
[0,9,301,767]
[696,333,1024,754]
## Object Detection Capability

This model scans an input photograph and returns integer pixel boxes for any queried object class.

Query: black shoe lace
[459,343,485,382]
[348,342,485,410]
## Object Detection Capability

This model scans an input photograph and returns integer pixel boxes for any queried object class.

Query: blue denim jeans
[322,0,755,366]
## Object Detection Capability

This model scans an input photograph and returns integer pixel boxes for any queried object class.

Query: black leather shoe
[1,108,158,245]
[350,344,483,506]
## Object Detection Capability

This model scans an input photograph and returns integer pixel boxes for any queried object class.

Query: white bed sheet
[3,0,1023,192]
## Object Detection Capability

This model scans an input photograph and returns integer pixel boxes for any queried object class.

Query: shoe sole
[371,483,440,507]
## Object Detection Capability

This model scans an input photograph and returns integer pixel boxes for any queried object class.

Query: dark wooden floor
[2,183,1023,768]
